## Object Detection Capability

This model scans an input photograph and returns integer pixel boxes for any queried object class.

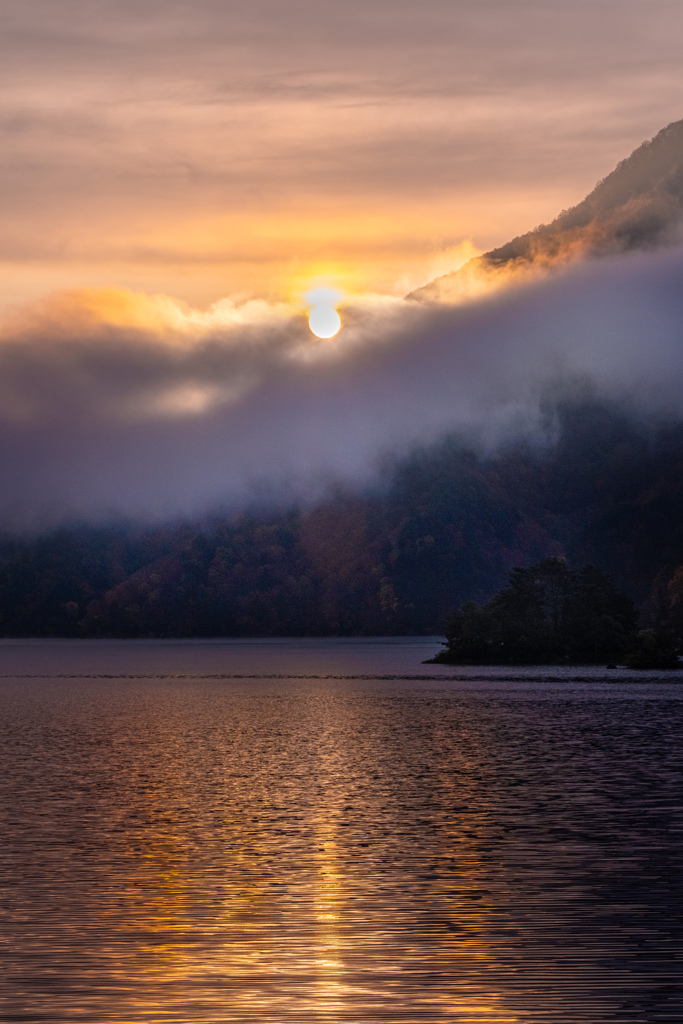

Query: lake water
[1,638,681,1022]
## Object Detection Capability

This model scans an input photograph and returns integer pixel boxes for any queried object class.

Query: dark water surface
[1,638,682,1022]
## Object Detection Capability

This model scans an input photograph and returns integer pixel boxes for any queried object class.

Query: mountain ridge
[410,118,683,302]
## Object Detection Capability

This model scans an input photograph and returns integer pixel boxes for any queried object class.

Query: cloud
[2,1,683,305]
[2,245,683,526]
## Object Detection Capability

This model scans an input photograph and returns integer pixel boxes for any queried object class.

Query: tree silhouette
[432,558,638,664]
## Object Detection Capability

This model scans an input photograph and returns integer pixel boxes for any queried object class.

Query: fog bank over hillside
[1,243,683,526]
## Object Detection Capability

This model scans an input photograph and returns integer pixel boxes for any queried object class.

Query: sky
[2,0,683,524]
[2,0,683,306]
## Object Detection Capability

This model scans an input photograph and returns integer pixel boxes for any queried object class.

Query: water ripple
[1,643,681,1021]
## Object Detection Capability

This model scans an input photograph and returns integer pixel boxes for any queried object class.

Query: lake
[1,638,681,1022]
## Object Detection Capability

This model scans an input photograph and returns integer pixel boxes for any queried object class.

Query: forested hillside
[2,390,683,638]
[412,118,683,302]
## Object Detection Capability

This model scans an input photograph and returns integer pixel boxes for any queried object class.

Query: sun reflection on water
[2,666,677,1022]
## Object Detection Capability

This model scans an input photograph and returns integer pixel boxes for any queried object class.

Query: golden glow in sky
[1,3,681,312]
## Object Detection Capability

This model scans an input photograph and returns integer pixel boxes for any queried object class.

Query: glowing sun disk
[308,303,341,338]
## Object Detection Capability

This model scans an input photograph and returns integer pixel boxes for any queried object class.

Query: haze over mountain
[411,119,683,302]
[2,120,683,528]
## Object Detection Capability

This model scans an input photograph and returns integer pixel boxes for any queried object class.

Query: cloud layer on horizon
[2,246,683,526]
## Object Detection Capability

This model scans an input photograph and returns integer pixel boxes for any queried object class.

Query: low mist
[2,245,683,526]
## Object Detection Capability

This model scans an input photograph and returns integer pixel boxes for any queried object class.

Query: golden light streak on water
[1,641,682,1021]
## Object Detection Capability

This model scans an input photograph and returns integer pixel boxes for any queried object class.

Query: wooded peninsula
[429,558,679,668]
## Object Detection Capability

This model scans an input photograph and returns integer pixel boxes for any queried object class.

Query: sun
[303,286,343,338]
[308,303,341,338]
